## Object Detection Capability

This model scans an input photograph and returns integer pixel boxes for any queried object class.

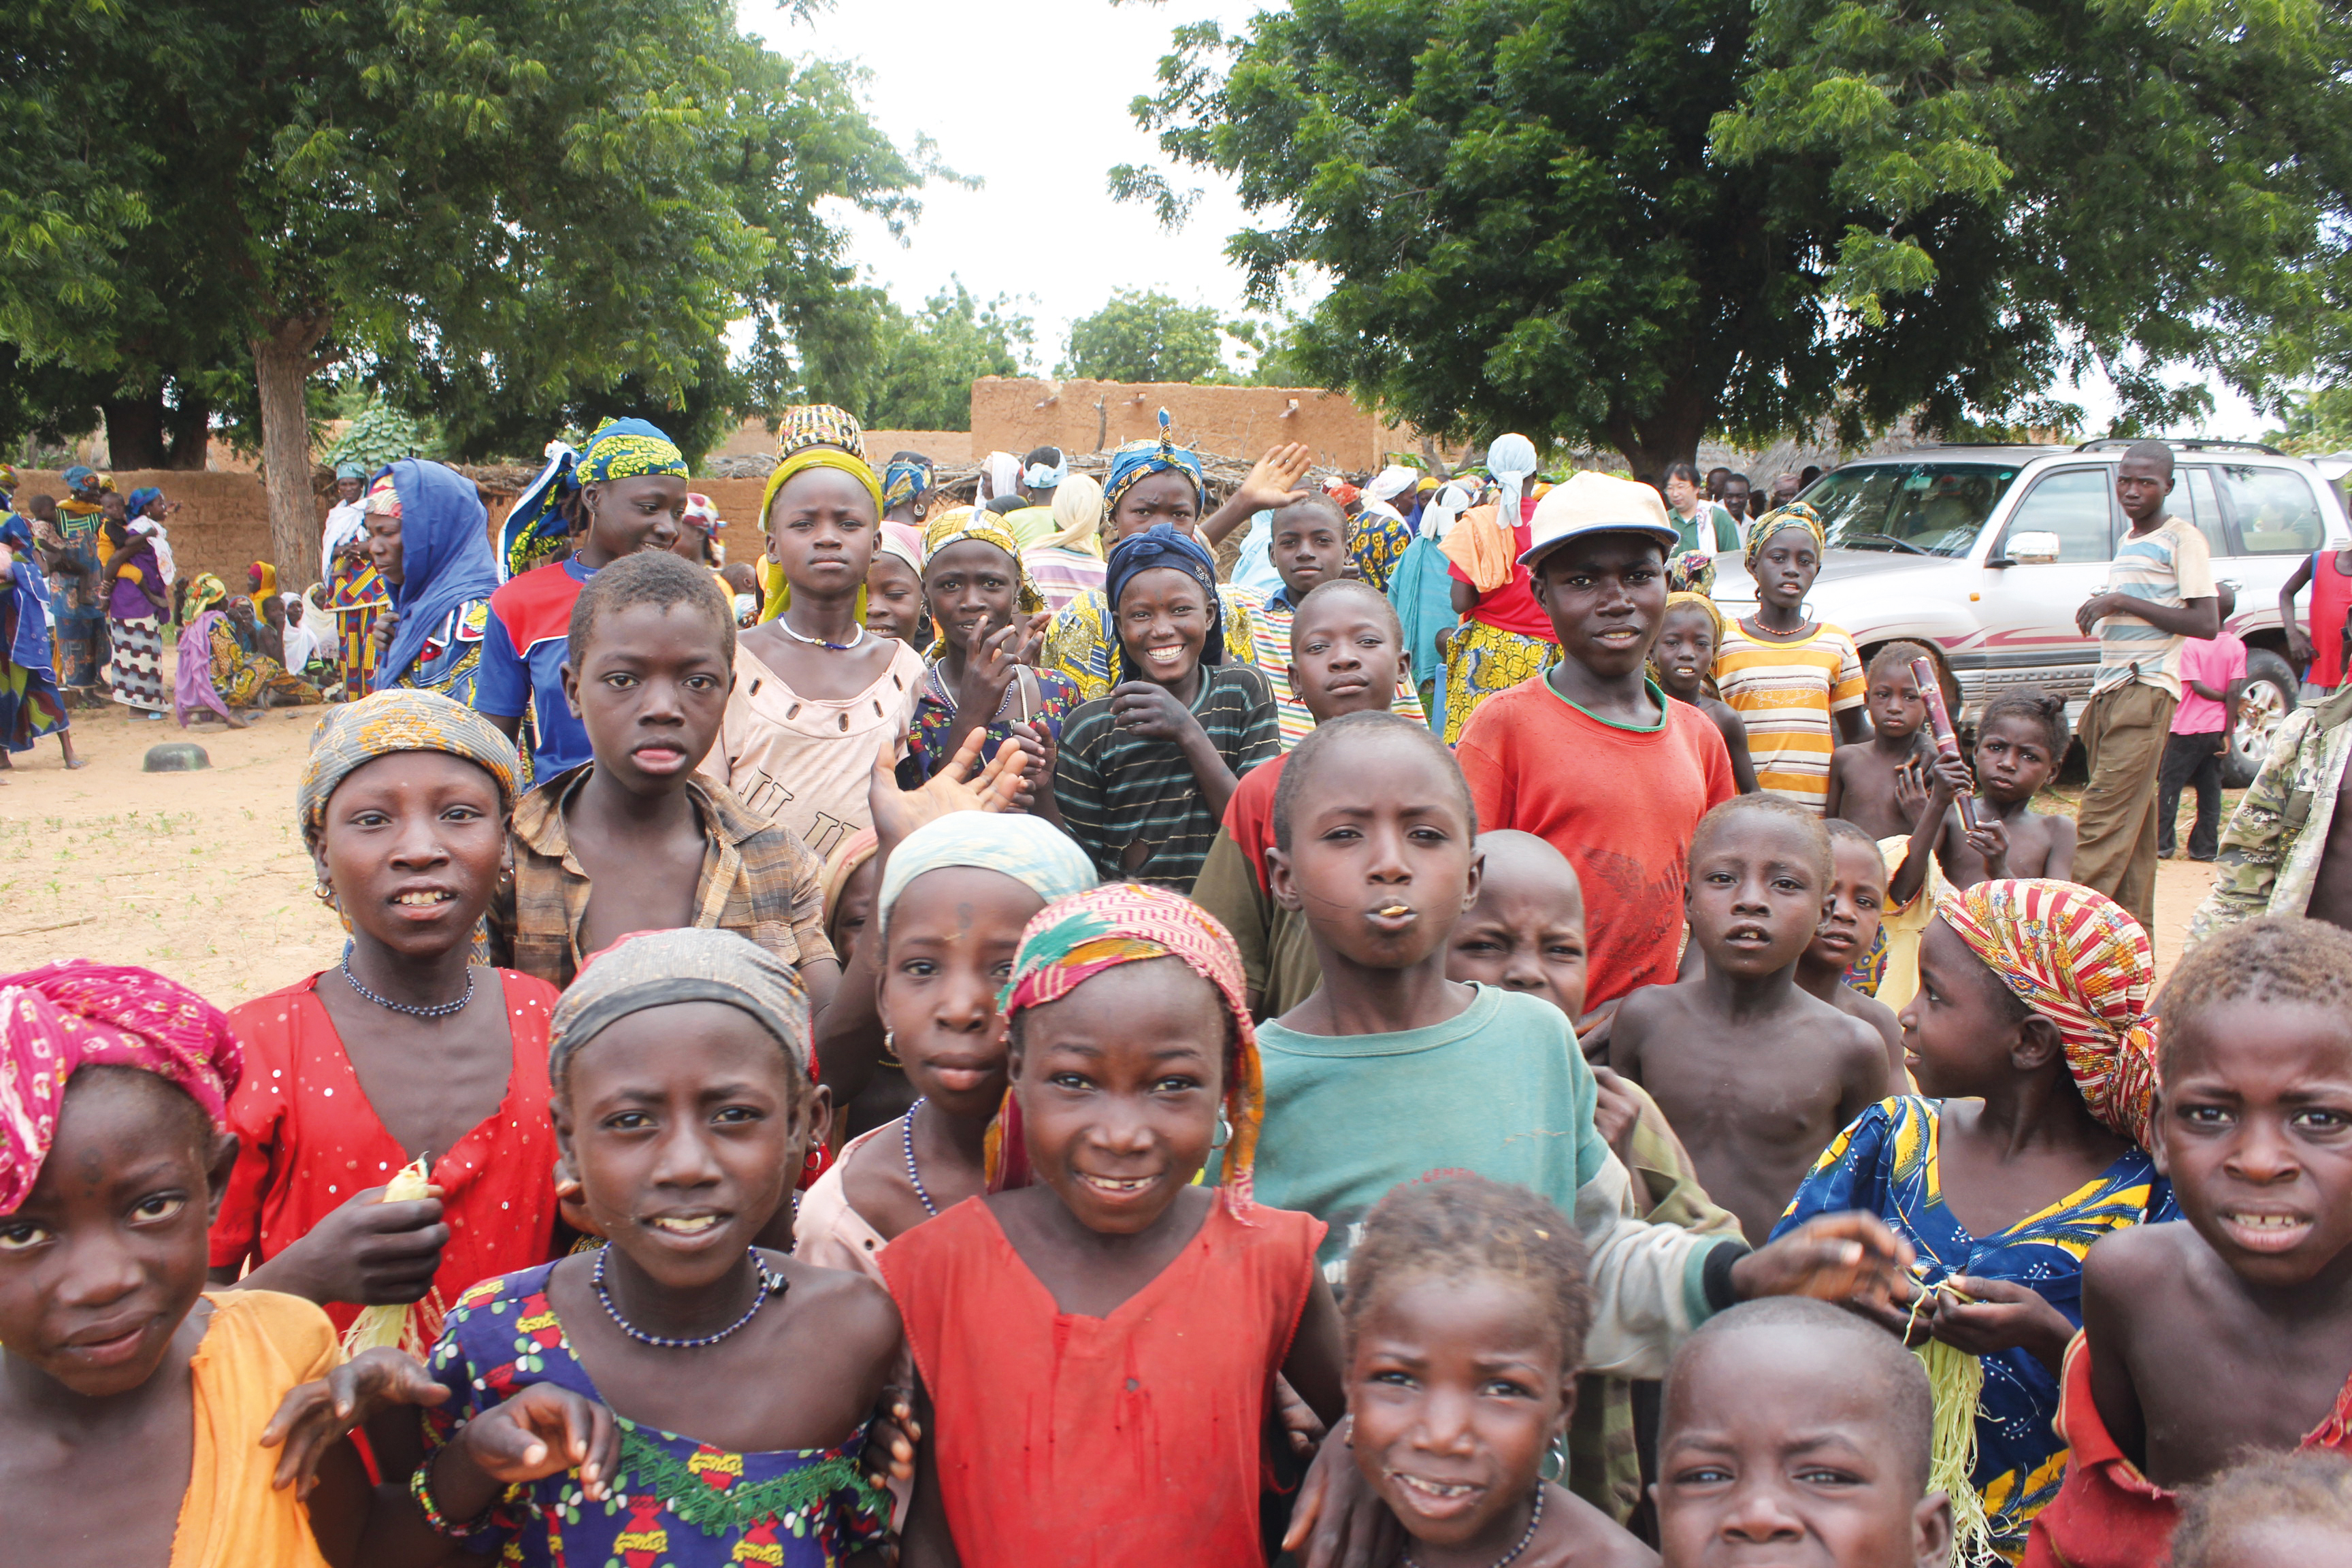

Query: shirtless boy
[1825,642,1935,839]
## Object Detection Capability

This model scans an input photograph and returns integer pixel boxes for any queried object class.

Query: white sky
[746,0,2269,438]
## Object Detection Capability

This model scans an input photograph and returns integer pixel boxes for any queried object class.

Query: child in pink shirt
[2161,583,2247,862]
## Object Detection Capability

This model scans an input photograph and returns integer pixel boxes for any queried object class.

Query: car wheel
[2225,649,2298,788]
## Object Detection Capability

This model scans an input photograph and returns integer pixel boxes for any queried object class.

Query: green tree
[1060,290,1225,383]
[4,0,926,576]
[1116,0,2349,472]
[850,282,1033,431]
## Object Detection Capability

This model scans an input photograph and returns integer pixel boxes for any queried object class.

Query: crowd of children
[7,416,2352,1566]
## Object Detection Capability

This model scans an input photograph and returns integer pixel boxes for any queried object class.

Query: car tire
[2225,649,2298,788]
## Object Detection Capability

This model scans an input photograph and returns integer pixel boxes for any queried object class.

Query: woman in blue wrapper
[363,459,502,705]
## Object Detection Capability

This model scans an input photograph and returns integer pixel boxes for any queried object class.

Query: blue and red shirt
[476,558,594,782]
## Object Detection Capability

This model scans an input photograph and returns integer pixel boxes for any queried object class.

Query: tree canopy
[1060,290,1226,383]
[4,0,927,576]
[1119,0,2351,472]
[849,282,1034,431]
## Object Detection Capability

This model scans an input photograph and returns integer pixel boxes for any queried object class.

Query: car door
[1974,465,2118,706]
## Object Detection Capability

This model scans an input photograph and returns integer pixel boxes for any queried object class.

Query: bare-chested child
[2027,916,2352,1567]
[1654,1297,1953,1568]
[1804,819,1909,1088]
[1895,688,2077,896]
[1825,641,1935,838]
[1613,794,1893,1245]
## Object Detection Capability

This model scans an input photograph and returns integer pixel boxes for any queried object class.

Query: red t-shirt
[1448,498,1556,640]
[211,970,562,1335]
[1456,677,1735,1008]
[1220,750,1289,892]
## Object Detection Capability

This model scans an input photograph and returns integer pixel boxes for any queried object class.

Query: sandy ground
[0,695,348,1007]
[3,695,2230,1017]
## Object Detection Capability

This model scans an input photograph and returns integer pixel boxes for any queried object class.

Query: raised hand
[265,1347,451,1497]
[247,1182,448,1307]
[1963,815,2009,876]
[452,1382,621,1500]
[865,728,1032,852]
[1235,442,1316,515]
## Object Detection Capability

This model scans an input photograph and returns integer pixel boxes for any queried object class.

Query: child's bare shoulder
[1543,1482,1661,1567]
[777,1252,902,1353]
[2085,1220,2200,1315]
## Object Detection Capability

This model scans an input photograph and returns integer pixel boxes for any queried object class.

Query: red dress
[210,970,561,1337]
[881,1192,1324,1568]
[2310,548,2352,689]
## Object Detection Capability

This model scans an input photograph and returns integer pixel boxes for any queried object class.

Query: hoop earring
[313,879,337,906]
[878,1028,902,1069]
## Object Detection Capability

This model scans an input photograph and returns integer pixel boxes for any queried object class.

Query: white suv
[1708,440,2352,785]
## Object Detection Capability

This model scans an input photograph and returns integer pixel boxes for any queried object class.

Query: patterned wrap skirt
[1441,619,1562,745]
[108,617,169,711]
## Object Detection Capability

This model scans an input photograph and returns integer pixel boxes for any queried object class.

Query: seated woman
[210,690,561,1360]
[176,572,322,723]
[363,459,502,704]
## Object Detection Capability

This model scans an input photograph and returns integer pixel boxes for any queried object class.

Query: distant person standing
[2072,440,2219,926]
[1661,463,1740,555]
[1720,472,1754,525]
[1768,471,1803,510]
[2280,538,2352,691]
[2159,583,2244,862]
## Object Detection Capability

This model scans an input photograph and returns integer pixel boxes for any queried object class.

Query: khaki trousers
[2074,681,2177,928]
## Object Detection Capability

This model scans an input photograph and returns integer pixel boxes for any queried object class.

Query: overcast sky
[745,0,2264,436]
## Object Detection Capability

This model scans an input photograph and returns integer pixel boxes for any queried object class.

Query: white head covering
[981,451,1023,505]
[1418,480,1475,541]
[1367,465,1418,503]
[1486,434,1539,532]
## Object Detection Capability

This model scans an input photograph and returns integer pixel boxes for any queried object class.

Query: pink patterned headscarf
[0,962,243,1213]
[1936,879,2160,1147]
[990,883,1262,1216]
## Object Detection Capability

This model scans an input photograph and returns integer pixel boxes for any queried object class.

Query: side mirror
[2000,530,2062,566]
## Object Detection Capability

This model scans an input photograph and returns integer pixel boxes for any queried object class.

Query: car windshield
[1801,461,2025,557]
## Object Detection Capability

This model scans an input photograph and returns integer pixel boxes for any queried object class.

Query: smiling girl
[886,883,1343,1567]
[211,692,559,1349]
[702,427,925,859]
[1053,525,1279,889]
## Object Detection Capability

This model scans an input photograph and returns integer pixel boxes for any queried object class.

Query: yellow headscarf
[757,447,886,623]
[921,508,1045,615]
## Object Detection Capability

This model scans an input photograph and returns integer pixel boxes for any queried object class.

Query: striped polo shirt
[2093,515,2216,700]
[1053,662,1281,890]
[1225,584,1428,750]
[1712,619,1867,811]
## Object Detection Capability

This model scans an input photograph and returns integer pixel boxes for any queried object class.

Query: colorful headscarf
[248,561,279,600]
[1103,523,1226,681]
[299,688,519,849]
[681,493,721,538]
[1743,501,1827,572]
[1,962,244,1213]
[378,461,502,688]
[877,813,1098,942]
[777,404,867,463]
[62,465,95,489]
[819,827,881,944]
[878,522,925,576]
[184,571,227,621]
[551,928,813,1081]
[125,485,163,520]
[335,461,368,483]
[1669,550,1718,595]
[883,455,933,514]
[757,446,887,623]
[921,508,1045,615]
[499,438,581,581]
[992,883,1262,1215]
[1936,879,2161,1146]
[1102,409,1205,519]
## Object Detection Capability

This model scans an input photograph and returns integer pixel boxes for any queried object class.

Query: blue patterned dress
[1773,1096,2178,1559]
[423,1262,889,1566]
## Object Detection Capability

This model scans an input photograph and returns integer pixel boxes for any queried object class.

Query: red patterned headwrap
[1,962,243,1213]
[1936,879,2160,1147]
[990,883,1264,1218]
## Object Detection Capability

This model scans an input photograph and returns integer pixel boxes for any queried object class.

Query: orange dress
[881,1192,1324,1568]
[171,1290,340,1568]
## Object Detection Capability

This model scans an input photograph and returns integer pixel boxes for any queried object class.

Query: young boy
[2027,915,2352,1567]
[1191,578,1407,1016]
[1806,819,1908,1085]
[474,417,687,782]
[1256,711,1913,1375]
[1714,504,1869,813]
[2161,581,2247,861]
[1825,641,1933,838]
[1612,794,1895,1245]
[0,962,390,1566]
[1051,523,1279,889]
[1654,1298,1953,1568]
[1227,494,1426,749]
[490,550,838,995]
[1455,473,1738,1040]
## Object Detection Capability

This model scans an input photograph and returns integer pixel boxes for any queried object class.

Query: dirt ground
[1,692,2228,1013]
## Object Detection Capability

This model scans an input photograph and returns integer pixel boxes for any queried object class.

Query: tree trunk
[163,391,212,470]
[103,391,169,470]
[252,313,331,585]
[1603,412,1706,485]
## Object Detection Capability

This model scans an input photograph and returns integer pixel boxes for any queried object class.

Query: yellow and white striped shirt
[1712,619,1866,811]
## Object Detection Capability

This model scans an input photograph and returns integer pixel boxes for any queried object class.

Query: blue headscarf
[883,455,933,514]
[1104,523,1226,682]
[1,514,54,672]
[1103,409,1205,519]
[379,460,501,687]
[496,418,687,581]
[125,486,163,521]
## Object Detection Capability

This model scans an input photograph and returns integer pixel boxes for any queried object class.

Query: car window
[2000,468,2114,564]
[1805,463,2022,557]
[2182,468,2228,557]
[2219,464,2325,555]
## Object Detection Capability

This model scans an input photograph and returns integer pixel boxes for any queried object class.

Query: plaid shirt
[2183,687,2352,954]
[492,763,836,989]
